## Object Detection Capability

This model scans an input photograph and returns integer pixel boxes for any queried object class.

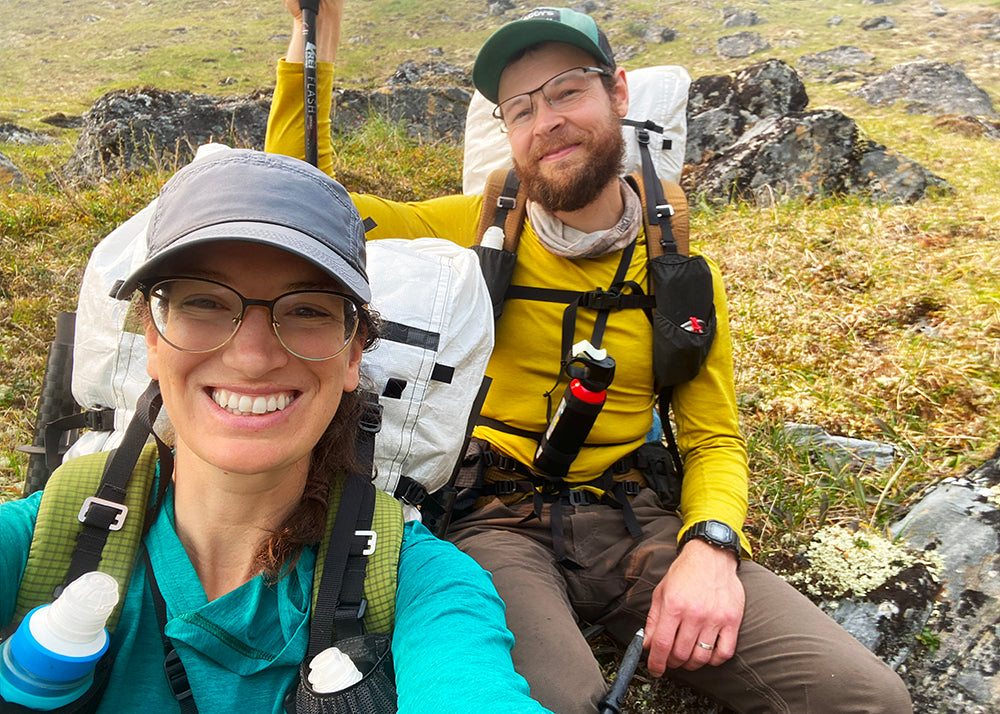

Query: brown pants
[448,489,913,714]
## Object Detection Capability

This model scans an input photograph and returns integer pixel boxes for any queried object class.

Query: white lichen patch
[986,484,1000,508]
[784,524,941,599]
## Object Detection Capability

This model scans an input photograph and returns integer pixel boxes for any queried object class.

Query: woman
[0,150,551,713]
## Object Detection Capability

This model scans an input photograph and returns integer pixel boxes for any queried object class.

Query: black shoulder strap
[61,380,172,595]
[308,474,377,654]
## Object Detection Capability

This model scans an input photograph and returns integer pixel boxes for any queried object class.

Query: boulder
[890,446,1000,714]
[854,141,954,203]
[860,15,896,31]
[0,122,58,146]
[797,46,876,79]
[851,61,997,117]
[684,109,865,204]
[716,31,771,59]
[733,59,808,119]
[331,85,471,140]
[684,74,748,165]
[0,152,27,187]
[721,8,766,28]
[63,87,271,181]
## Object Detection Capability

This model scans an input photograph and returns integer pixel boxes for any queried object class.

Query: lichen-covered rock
[332,85,471,140]
[716,31,771,59]
[63,87,271,181]
[851,61,998,117]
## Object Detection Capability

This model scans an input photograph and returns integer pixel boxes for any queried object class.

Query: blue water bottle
[1,571,119,710]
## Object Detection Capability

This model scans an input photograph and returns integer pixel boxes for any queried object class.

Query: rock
[783,423,896,472]
[643,27,677,44]
[388,60,471,87]
[932,114,1000,139]
[721,8,766,28]
[63,87,271,181]
[0,122,57,146]
[572,0,598,13]
[0,152,27,186]
[40,112,84,129]
[862,0,895,4]
[827,15,844,27]
[685,109,864,204]
[889,445,1000,714]
[332,85,471,140]
[684,74,748,164]
[716,31,771,58]
[733,59,808,119]
[860,15,896,31]
[487,1,514,17]
[930,0,947,17]
[855,141,954,203]
[797,46,876,78]
[851,60,998,117]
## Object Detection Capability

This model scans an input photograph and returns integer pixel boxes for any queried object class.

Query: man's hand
[282,0,344,63]
[644,539,744,674]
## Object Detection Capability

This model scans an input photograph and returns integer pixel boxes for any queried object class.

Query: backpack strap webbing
[476,168,526,251]
[312,475,403,640]
[625,173,690,258]
[15,442,160,632]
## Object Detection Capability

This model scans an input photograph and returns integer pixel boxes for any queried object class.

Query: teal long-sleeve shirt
[1,491,551,713]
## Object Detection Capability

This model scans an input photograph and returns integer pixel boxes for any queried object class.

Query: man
[267,4,913,712]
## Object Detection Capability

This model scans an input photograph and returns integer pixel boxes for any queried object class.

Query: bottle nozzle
[47,572,119,644]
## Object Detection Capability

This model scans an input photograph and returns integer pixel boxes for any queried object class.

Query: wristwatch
[679,520,741,561]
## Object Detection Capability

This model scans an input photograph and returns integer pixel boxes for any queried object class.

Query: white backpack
[462,65,691,194]
[65,144,494,522]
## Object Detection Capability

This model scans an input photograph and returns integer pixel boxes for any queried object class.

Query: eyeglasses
[492,66,612,133]
[143,278,360,361]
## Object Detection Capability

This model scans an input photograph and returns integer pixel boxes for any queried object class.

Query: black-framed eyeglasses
[492,66,612,133]
[142,277,361,361]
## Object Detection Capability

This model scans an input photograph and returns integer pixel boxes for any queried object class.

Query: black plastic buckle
[621,480,641,497]
[397,478,428,506]
[84,408,116,432]
[492,479,518,496]
[580,289,621,311]
[636,126,650,145]
[567,488,592,506]
[164,648,193,702]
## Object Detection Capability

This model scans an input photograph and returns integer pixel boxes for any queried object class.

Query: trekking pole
[299,0,320,167]
[599,628,645,714]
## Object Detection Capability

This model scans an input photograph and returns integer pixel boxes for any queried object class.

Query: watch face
[705,520,732,543]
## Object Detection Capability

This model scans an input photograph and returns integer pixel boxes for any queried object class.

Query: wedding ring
[697,641,714,650]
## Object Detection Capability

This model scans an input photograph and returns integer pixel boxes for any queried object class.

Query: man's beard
[512,110,625,213]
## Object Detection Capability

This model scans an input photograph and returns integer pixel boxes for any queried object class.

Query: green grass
[2,3,1000,708]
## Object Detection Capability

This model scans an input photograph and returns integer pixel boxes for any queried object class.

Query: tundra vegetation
[2,0,998,709]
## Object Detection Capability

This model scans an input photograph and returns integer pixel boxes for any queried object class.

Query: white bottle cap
[308,645,363,693]
[480,225,505,250]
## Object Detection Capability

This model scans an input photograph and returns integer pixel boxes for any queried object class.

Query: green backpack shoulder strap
[312,477,403,636]
[14,442,159,632]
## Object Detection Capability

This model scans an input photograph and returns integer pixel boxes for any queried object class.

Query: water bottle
[1,571,119,710]
[534,341,616,478]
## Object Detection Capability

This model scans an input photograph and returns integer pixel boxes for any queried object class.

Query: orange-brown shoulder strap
[476,168,526,252]
[627,173,690,258]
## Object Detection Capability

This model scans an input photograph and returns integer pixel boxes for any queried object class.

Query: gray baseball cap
[116,150,370,303]
[473,6,616,104]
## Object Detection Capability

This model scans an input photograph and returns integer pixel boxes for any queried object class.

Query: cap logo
[523,8,560,21]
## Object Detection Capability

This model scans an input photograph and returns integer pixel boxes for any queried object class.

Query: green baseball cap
[473,7,616,104]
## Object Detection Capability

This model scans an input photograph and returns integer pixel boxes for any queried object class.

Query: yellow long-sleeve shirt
[266,60,751,553]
